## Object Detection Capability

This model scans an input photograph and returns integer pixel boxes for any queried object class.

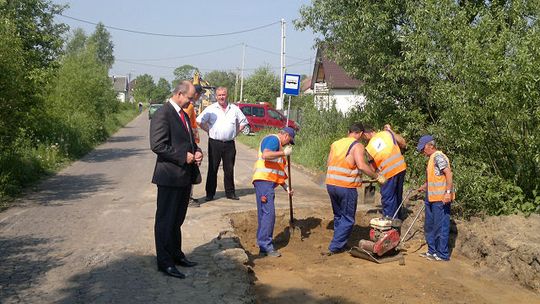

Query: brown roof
[300,76,312,92]
[311,48,362,89]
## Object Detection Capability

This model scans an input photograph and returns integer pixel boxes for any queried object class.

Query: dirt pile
[229,206,540,303]
[454,214,540,292]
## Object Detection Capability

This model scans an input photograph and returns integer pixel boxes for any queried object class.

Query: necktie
[179,109,189,130]
[179,109,194,150]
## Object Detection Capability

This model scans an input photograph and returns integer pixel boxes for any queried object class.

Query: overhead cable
[119,43,242,61]
[59,14,280,38]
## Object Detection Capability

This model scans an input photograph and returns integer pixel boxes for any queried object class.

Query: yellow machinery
[192,71,216,114]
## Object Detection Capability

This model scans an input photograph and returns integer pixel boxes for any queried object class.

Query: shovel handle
[287,155,294,225]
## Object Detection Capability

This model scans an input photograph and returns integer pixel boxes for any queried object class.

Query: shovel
[363,181,377,205]
[286,155,301,236]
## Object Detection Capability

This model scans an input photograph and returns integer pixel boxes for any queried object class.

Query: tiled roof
[312,48,363,89]
[110,76,128,92]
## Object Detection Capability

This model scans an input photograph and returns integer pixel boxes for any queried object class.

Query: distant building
[311,48,365,113]
[110,75,129,102]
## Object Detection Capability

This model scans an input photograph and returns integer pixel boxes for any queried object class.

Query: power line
[119,43,242,62]
[59,14,280,38]
[245,44,307,61]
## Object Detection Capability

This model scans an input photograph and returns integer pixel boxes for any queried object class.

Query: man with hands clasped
[252,127,296,258]
[416,135,455,262]
[150,81,203,279]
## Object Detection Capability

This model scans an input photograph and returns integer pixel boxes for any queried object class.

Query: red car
[238,102,300,135]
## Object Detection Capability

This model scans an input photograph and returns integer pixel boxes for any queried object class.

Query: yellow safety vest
[325,137,362,188]
[365,131,407,179]
[252,134,287,185]
[427,151,455,202]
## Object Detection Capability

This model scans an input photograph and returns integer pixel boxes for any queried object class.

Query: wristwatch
[445,190,452,194]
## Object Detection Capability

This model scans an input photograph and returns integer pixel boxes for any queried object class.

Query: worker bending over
[324,123,386,255]
[361,124,407,219]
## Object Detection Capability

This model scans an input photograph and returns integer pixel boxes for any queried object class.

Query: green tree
[0,16,31,151]
[0,0,68,71]
[87,22,114,69]
[132,74,156,104]
[242,66,279,105]
[65,28,87,55]
[172,64,198,87]
[152,78,171,102]
[296,0,540,215]
[204,70,237,90]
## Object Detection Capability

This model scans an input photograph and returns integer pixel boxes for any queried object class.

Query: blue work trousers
[424,201,451,260]
[254,180,277,252]
[327,185,358,252]
[380,170,406,219]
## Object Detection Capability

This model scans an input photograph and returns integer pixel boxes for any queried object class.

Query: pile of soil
[229,204,540,303]
[454,214,540,292]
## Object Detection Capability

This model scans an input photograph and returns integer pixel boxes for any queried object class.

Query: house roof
[300,76,312,92]
[311,48,362,89]
[110,76,128,92]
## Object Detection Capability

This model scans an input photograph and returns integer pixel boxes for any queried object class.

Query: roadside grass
[0,103,139,211]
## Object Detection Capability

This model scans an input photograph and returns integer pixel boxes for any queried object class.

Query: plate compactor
[350,217,405,264]
[350,189,418,264]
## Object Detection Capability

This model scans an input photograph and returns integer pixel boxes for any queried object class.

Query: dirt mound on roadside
[454,214,540,292]
[228,205,540,303]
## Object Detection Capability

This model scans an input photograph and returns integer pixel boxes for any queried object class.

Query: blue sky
[52,0,318,82]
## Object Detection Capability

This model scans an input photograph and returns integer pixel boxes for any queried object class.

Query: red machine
[359,218,402,256]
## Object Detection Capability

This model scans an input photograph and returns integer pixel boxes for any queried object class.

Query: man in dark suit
[150,80,203,279]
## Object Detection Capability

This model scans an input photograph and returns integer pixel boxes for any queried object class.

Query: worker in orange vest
[252,127,295,258]
[361,124,407,219]
[185,85,203,207]
[324,123,386,255]
[416,135,455,261]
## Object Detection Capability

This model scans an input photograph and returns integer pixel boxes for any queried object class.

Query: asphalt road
[0,111,330,303]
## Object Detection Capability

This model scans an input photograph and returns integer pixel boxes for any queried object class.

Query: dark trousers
[327,185,358,252]
[424,201,451,260]
[254,180,277,252]
[380,170,406,219]
[206,138,236,197]
[155,185,191,269]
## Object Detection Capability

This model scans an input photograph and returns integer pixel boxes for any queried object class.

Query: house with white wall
[110,75,129,102]
[311,48,365,113]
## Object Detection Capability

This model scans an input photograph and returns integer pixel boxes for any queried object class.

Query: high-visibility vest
[325,137,362,188]
[427,151,455,202]
[365,131,407,179]
[252,134,287,185]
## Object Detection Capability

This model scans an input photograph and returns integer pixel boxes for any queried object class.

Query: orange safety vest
[185,103,199,144]
[325,137,362,188]
[427,151,456,202]
[365,131,407,179]
[252,134,287,185]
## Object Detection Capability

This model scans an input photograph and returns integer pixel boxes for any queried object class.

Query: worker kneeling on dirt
[325,123,385,255]
[416,135,455,261]
[252,127,296,257]
[361,124,407,220]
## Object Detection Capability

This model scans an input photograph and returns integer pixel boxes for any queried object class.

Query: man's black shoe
[226,195,240,200]
[204,196,214,202]
[175,257,198,267]
[158,266,185,279]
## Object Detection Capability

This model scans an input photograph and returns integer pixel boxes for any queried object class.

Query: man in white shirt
[196,87,248,201]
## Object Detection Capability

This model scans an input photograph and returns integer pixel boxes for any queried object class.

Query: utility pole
[239,43,246,103]
[278,18,286,110]
[234,68,239,102]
